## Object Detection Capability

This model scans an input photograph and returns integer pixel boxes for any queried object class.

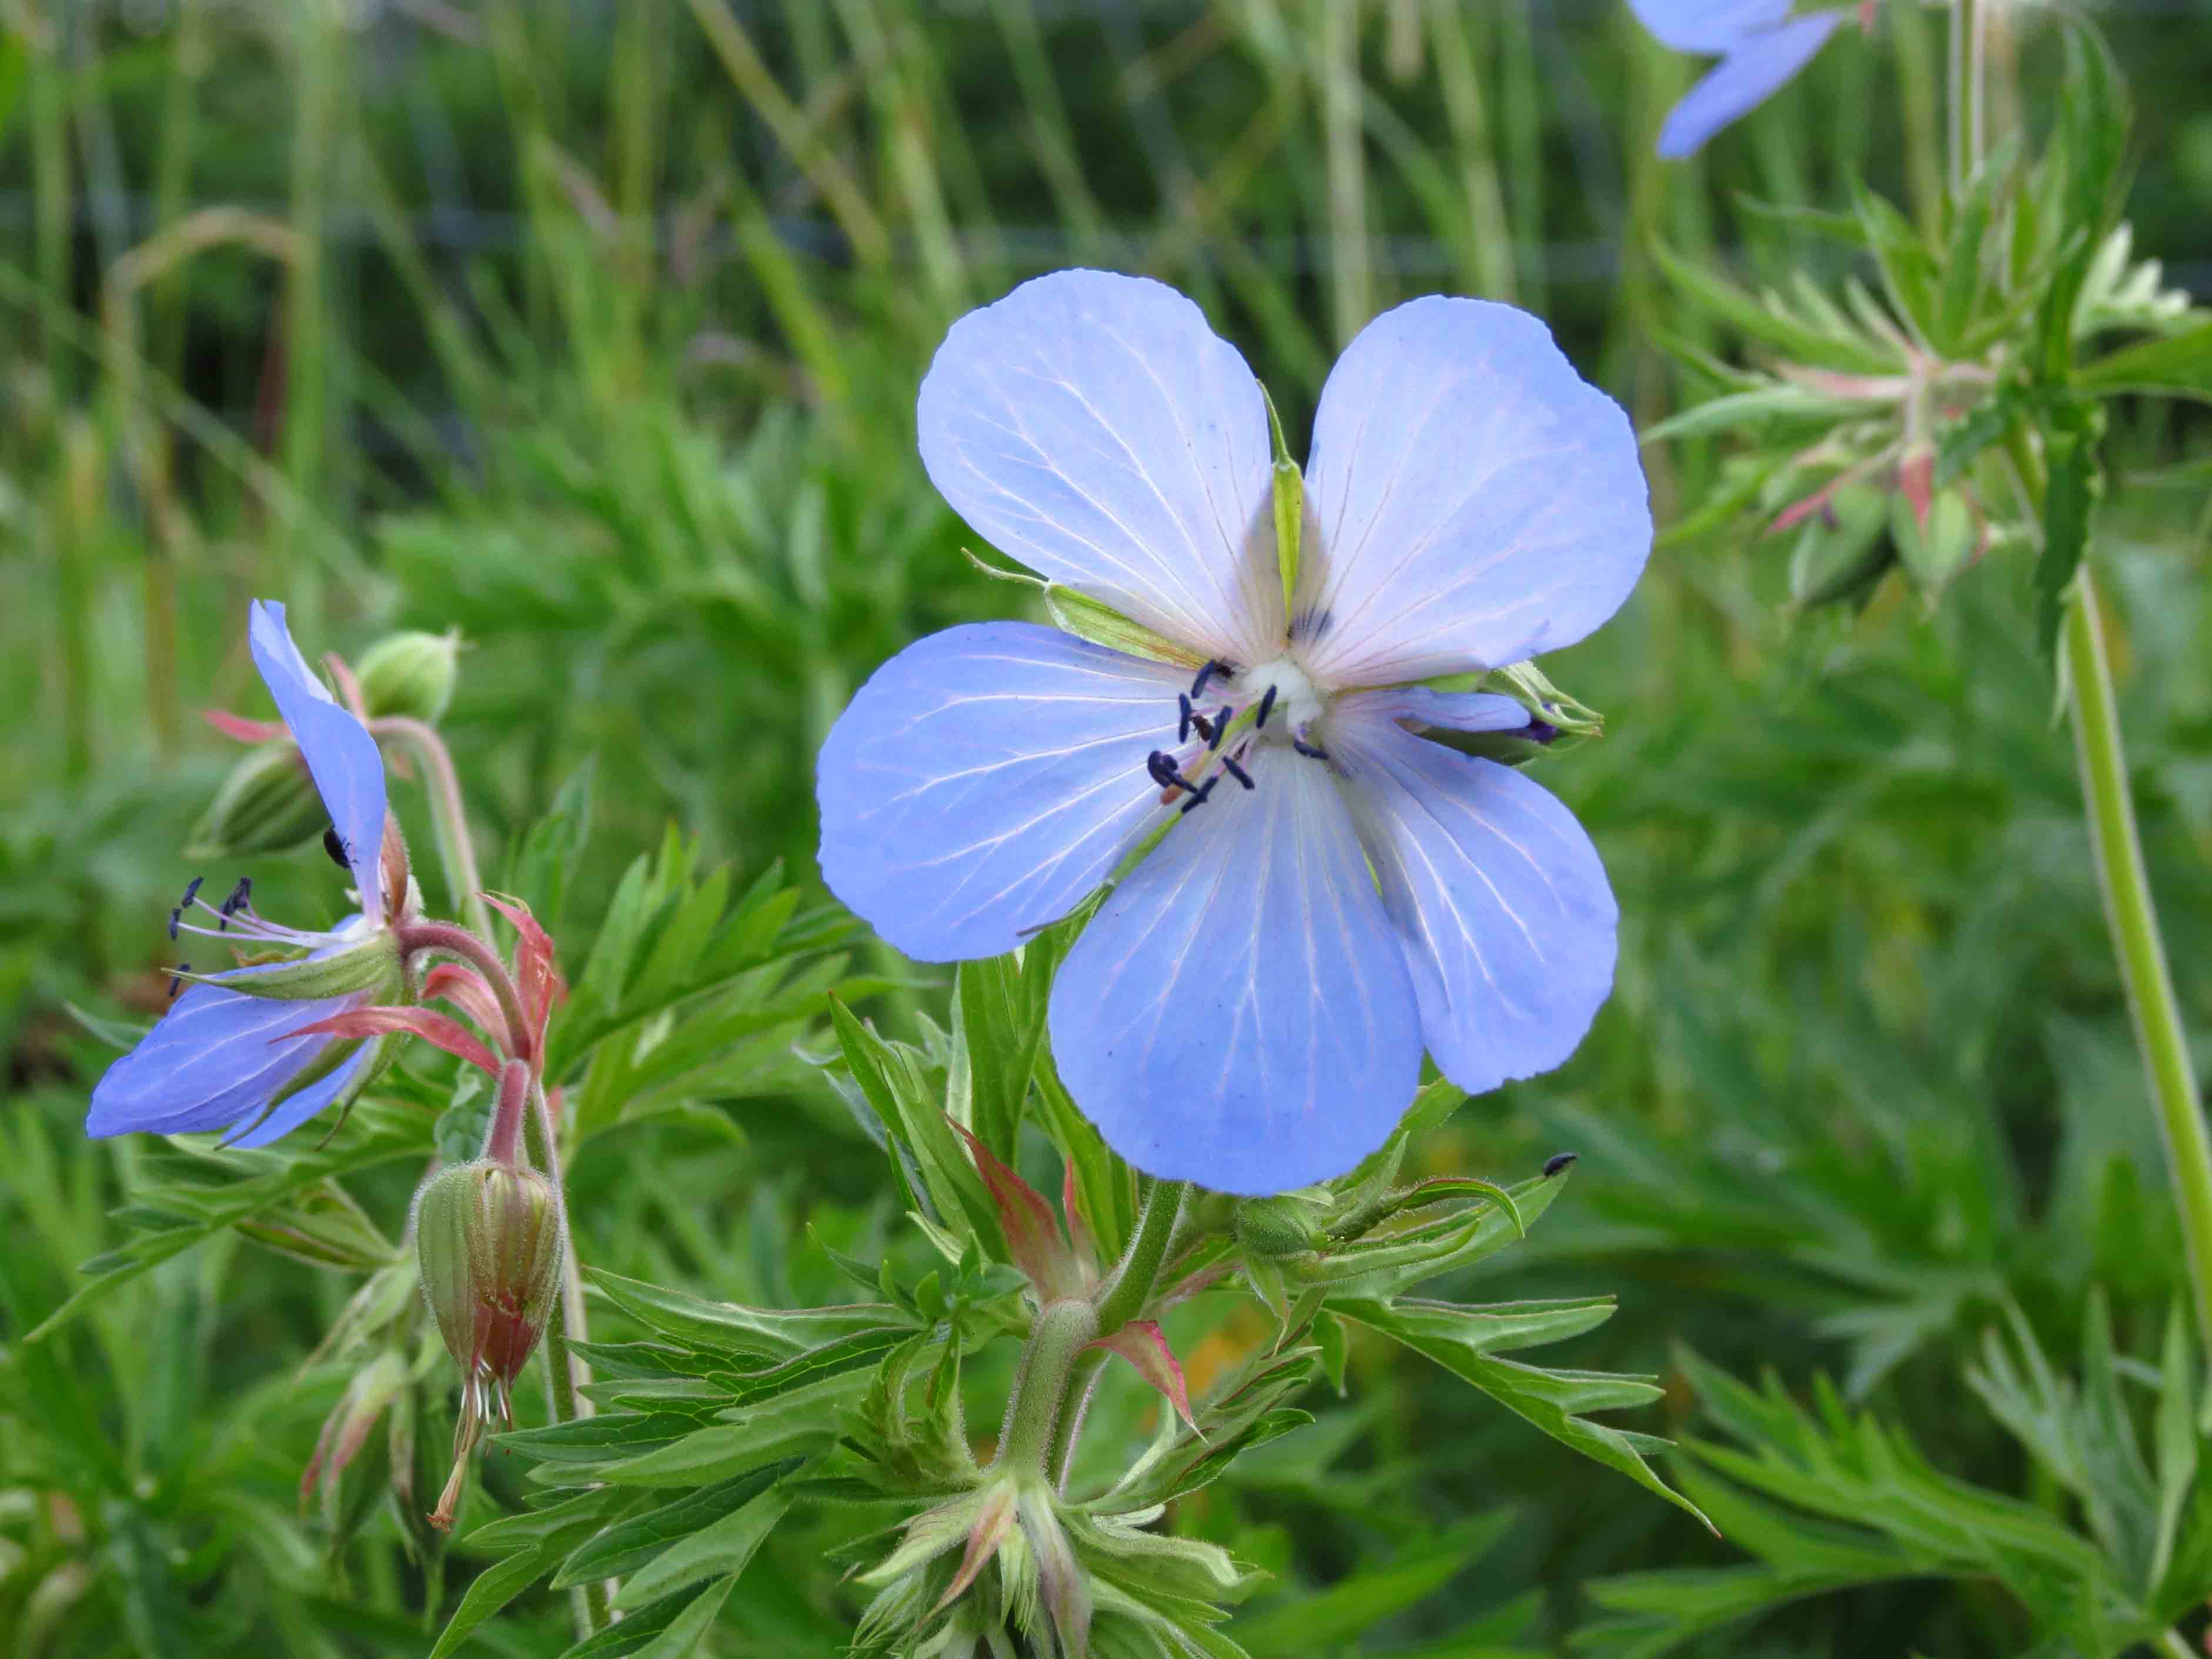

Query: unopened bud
[1234,1194,1324,1260]
[301,1347,408,1530]
[355,630,461,725]
[183,740,325,863]
[413,1160,563,1400]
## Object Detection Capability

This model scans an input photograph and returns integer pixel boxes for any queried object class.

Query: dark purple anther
[1542,1151,1579,1178]
[1177,776,1219,815]
[1292,737,1330,761]
[1146,750,1179,790]
[1255,685,1278,729]
[1220,751,1254,790]
[179,876,205,908]
[169,964,191,998]
[1177,693,1194,743]
[1191,660,1227,700]
[1208,706,1231,751]
[168,909,182,941]
[1523,720,1561,746]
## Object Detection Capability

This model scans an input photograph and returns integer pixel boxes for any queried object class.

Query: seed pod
[413,1160,563,1406]
[183,740,327,863]
[355,630,462,725]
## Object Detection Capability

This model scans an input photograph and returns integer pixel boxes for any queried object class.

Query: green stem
[1048,1348,1108,1492]
[523,1079,610,1635]
[995,1299,1100,1474]
[2063,568,2212,1351]
[1094,1179,1187,1339]
[370,717,493,942]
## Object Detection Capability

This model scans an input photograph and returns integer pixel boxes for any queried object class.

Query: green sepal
[1261,381,1302,617]
[186,926,402,1003]
[1043,586,1202,667]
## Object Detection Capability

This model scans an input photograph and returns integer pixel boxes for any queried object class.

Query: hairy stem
[2063,569,2212,1351]
[996,1299,1101,1474]
[396,919,532,1063]
[370,717,493,942]
[523,1079,610,1635]
[1094,1179,1187,1339]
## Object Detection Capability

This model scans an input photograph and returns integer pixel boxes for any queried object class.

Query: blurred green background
[4,1,2211,1654]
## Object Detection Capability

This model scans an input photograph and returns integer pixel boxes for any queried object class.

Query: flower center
[1141,655,1334,817]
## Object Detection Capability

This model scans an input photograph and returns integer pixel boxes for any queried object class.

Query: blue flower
[1629,1,1859,158]
[817,272,1649,1195]
[86,600,402,1147]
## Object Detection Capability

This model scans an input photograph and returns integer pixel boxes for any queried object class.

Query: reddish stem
[396,919,532,1064]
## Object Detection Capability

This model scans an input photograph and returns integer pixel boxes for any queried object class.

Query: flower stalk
[997,1299,1101,1474]
[2062,567,2212,1351]
[389,714,606,1635]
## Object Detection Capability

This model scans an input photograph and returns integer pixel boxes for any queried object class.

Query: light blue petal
[1658,12,1846,158]
[1626,0,1792,54]
[1333,704,1617,1096]
[1048,747,1423,1196]
[85,972,356,1138]
[1298,298,1651,689]
[225,1042,374,1148]
[248,600,389,922]
[817,622,1185,963]
[917,270,1281,665]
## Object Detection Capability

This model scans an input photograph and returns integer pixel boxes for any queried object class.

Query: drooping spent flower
[818,271,1648,1195]
[1628,1,1873,158]
[413,1083,564,1531]
[86,600,409,1147]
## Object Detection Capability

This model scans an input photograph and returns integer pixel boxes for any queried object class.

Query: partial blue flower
[88,602,399,1145]
[1628,1,1854,158]
[817,271,1648,1195]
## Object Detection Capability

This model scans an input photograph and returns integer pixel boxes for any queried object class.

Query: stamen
[1177,776,1219,815]
[1207,705,1231,751]
[1255,686,1278,729]
[1146,751,1205,798]
[1177,694,1194,743]
[1220,750,1254,790]
[1191,660,1226,700]
[1292,737,1331,761]
[179,876,205,909]
[219,877,252,930]
[169,963,191,998]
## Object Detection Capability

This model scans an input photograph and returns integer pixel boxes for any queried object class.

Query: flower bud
[413,1160,564,1402]
[355,630,461,725]
[182,740,327,863]
[1233,1194,1324,1260]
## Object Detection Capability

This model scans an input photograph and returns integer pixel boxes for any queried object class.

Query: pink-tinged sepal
[953,1122,1090,1301]
[420,963,509,1044]
[1897,443,1935,532]
[482,892,563,1051]
[1089,1320,1198,1433]
[203,707,290,744]
[294,1006,502,1079]
[935,1481,1019,1611]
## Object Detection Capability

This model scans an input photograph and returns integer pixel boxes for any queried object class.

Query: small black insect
[323,825,350,870]
[1542,1151,1579,1178]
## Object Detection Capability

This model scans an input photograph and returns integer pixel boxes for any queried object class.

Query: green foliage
[5,2,2212,1656]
